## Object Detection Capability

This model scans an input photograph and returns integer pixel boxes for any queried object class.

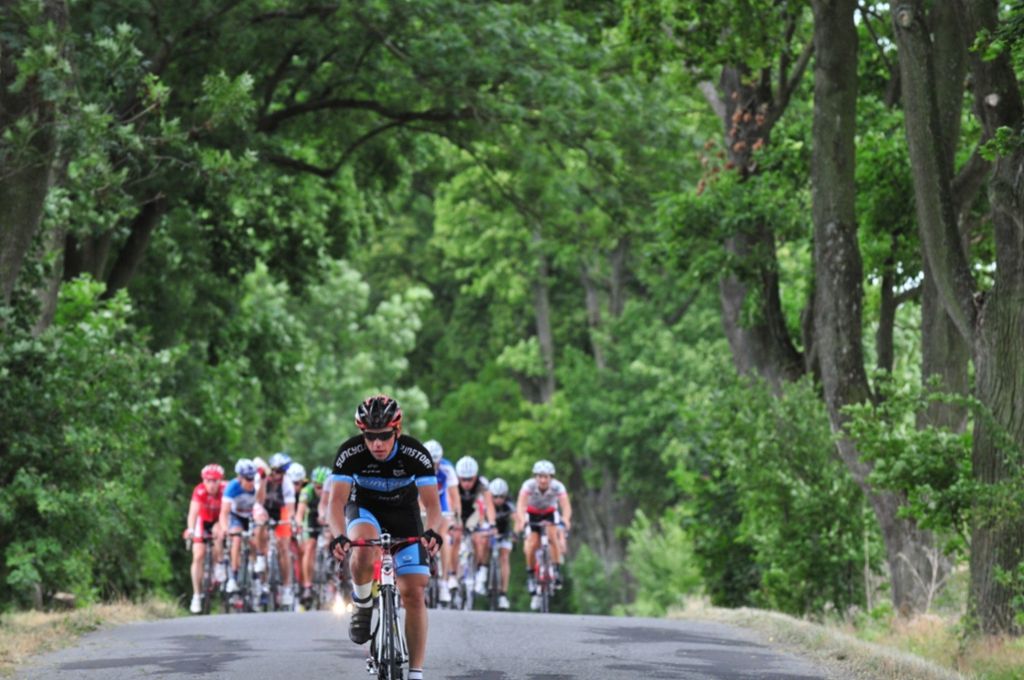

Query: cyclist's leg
[524,531,539,572]
[499,544,512,592]
[547,523,561,564]
[445,523,462,587]
[190,536,205,596]
[345,505,381,644]
[397,572,429,671]
[212,522,226,566]
[473,531,489,566]
[302,535,316,588]
[276,506,293,586]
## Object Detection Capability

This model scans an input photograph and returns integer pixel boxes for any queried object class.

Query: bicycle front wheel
[378,591,404,680]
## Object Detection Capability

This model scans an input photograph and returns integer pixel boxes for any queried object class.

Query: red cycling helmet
[201,463,225,481]
[355,394,403,431]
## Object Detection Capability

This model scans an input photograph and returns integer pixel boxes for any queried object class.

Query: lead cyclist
[327,395,442,680]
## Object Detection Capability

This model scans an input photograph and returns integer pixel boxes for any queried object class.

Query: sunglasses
[271,468,286,475]
[363,430,395,442]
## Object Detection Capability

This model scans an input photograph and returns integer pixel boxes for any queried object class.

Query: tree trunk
[531,229,556,404]
[569,459,635,599]
[32,226,66,335]
[580,262,607,371]
[876,253,896,373]
[895,0,1024,631]
[0,1,68,307]
[707,66,805,391]
[960,0,1024,635]
[102,197,166,298]
[811,0,938,614]
[892,2,978,343]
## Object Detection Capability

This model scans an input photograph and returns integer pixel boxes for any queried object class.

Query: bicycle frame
[530,521,555,614]
[488,532,501,611]
[226,525,257,613]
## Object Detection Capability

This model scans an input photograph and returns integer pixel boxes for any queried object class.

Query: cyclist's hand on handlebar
[329,534,351,560]
[421,529,442,555]
[182,528,194,540]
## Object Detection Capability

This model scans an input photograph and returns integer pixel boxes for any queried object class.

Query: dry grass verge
[0,599,180,676]
[669,599,965,680]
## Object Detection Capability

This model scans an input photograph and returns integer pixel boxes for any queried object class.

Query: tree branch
[264,119,407,178]
[698,81,726,123]
[256,98,470,133]
[773,38,813,122]
[951,146,991,220]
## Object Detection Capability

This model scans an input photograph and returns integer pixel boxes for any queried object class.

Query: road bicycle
[451,530,477,610]
[529,520,557,613]
[424,551,441,609]
[260,518,297,611]
[225,524,259,613]
[347,534,420,680]
[185,529,222,615]
[486,530,503,611]
[311,530,349,610]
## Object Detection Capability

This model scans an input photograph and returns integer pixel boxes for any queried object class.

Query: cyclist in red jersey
[184,464,227,613]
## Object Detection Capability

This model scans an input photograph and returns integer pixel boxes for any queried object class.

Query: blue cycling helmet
[269,452,292,471]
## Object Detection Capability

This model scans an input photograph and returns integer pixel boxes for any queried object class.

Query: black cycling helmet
[355,394,403,431]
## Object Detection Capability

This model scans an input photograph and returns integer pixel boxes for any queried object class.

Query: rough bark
[811,0,939,614]
[32,226,66,336]
[706,66,806,391]
[0,0,68,307]
[531,229,556,404]
[892,2,978,343]
[876,253,897,374]
[580,262,607,371]
[102,198,166,299]
[569,460,636,597]
[959,0,1024,635]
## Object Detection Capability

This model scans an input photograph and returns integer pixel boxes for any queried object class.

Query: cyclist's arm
[255,478,266,506]
[185,498,200,535]
[515,488,529,533]
[296,498,308,526]
[317,489,330,524]
[417,483,443,535]
[327,478,352,538]
[483,489,496,526]
[558,492,572,531]
[218,496,231,528]
[448,484,461,519]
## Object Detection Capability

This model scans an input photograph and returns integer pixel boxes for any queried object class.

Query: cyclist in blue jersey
[221,459,262,594]
[328,395,442,680]
[423,439,460,604]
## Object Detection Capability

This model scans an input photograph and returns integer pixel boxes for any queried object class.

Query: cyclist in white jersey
[514,459,571,610]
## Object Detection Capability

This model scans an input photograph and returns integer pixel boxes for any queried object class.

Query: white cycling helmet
[235,458,256,479]
[286,463,307,484]
[268,452,292,471]
[532,459,555,475]
[424,439,444,464]
[455,456,479,479]
[489,477,509,497]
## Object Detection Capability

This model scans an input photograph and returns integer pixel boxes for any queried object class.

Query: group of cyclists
[184,453,338,614]
[184,394,572,680]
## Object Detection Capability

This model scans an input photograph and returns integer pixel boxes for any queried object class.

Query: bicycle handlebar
[348,536,422,552]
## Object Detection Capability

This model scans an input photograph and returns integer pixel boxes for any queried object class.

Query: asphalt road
[16,609,837,679]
